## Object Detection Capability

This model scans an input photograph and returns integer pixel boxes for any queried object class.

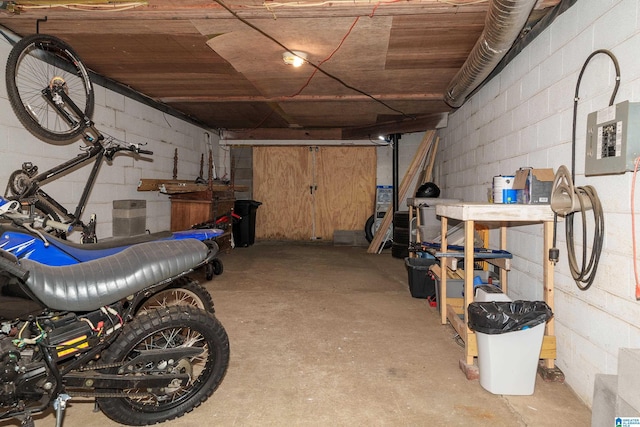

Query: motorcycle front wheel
[97,306,229,425]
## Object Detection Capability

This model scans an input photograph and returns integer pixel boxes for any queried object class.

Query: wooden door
[253,146,313,240]
[253,146,376,241]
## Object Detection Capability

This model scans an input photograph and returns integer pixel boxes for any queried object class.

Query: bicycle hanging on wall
[4,34,153,243]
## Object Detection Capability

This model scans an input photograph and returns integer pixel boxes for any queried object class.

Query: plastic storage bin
[468,301,553,395]
[404,257,437,299]
[434,270,500,310]
[474,284,511,302]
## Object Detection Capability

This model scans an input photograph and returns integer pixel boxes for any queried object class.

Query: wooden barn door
[253,146,376,241]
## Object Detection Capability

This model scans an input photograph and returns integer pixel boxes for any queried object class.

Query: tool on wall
[173,148,178,180]
[549,50,619,291]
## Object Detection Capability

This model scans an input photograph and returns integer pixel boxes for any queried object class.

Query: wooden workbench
[435,202,558,378]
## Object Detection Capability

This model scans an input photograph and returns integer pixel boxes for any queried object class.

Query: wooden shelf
[435,202,558,376]
[138,178,247,194]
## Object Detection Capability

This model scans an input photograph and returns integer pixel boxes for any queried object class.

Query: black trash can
[233,200,262,247]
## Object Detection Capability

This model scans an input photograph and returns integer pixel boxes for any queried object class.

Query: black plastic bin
[233,200,262,247]
[404,257,437,299]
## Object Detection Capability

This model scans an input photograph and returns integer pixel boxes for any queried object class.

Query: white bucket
[492,176,515,203]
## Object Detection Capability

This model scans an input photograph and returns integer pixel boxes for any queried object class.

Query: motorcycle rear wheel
[136,277,214,313]
[98,306,229,425]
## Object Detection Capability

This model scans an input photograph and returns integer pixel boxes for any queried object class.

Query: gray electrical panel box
[585,101,640,176]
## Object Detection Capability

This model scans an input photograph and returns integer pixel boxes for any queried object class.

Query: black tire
[33,198,69,239]
[137,277,215,313]
[392,211,410,259]
[98,306,229,425]
[393,211,410,229]
[6,34,94,144]
[391,242,409,259]
[364,214,392,249]
[212,258,224,276]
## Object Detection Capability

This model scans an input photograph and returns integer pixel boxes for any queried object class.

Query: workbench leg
[464,219,475,366]
[440,216,448,325]
[500,223,508,293]
[537,220,565,382]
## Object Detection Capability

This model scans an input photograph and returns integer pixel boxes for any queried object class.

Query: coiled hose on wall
[551,50,619,291]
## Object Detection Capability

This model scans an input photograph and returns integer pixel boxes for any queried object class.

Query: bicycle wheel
[5,34,94,144]
[34,197,69,239]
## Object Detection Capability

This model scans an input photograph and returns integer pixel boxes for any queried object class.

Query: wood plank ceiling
[0,0,562,140]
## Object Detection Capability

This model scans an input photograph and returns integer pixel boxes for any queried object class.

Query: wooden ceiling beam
[221,128,343,140]
[159,93,444,103]
[341,112,449,139]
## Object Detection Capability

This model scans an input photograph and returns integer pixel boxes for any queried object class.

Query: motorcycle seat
[20,239,208,311]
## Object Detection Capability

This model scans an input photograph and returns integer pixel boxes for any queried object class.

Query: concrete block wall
[434,0,640,406]
[0,33,223,241]
[231,146,253,200]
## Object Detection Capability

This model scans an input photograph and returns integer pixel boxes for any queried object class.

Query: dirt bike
[0,236,230,427]
[0,197,222,315]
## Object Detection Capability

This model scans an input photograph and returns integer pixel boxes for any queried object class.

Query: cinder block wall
[435,0,640,406]
[0,34,223,240]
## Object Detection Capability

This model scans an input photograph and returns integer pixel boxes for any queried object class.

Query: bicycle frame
[20,139,105,223]
[8,93,134,242]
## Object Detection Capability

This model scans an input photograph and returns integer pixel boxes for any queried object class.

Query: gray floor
[4,241,591,426]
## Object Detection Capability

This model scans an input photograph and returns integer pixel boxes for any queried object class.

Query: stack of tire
[391,211,410,259]
[364,182,441,258]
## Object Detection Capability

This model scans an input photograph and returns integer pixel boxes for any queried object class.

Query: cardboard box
[513,168,554,204]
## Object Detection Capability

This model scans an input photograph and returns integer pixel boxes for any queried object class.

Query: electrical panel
[585,101,640,176]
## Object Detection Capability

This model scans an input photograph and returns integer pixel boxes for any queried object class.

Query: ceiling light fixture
[282,51,308,67]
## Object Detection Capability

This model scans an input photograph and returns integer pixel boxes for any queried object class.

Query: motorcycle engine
[0,328,47,408]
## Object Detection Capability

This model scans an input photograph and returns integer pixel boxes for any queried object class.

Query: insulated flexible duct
[444,0,538,108]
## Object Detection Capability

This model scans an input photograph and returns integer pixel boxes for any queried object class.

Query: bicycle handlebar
[105,144,153,159]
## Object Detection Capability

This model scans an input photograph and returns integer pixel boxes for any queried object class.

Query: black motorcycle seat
[20,239,208,311]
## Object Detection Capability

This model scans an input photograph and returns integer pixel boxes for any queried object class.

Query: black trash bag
[468,300,553,335]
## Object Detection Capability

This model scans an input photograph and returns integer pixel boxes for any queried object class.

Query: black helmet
[416,182,440,198]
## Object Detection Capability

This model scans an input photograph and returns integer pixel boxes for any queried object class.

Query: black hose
[572,50,621,182]
[564,186,604,290]
[562,50,619,290]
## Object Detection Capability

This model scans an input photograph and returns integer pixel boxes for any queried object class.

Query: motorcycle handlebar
[42,218,73,233]
[0,208,72,234]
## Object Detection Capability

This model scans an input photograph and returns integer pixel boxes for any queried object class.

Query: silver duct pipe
[444,0,538,108]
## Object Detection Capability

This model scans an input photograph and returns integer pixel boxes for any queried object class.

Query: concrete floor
[2,241,591,426]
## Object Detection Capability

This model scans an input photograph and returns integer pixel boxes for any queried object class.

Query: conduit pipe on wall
[444,0,538,108]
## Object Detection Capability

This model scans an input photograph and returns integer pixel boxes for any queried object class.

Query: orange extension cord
[631,157,640,300]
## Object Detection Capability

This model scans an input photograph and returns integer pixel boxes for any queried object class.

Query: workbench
[435,202,558,379]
